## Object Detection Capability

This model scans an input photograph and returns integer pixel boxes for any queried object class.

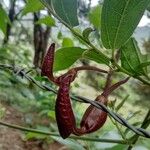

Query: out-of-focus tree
[3,0,16,44]
[33,12,51,68]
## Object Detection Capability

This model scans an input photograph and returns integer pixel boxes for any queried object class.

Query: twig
[0,121,128,144]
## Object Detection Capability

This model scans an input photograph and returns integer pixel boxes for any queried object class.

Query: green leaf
[47,110,55,120]
[101,0,150,49]
[126,110,141,121]
[83,49,110,65]
[51,136,85,150]
[106,144,126,150]
[25,132,48,140]
[140,61,150,68]
[57,31,63,39]
[82,27,94,42]
[124,121,142,135]
[62,38,74,47]
[53,47,85,71]
[0,5,11,35]
[147,3,150,11]
[46,0,79,27]
[109,99,117,110]
[115,95,129,112]
[140,53,149,63]
[22,0,44,16]
[88,5,102,30]
[140,54,150,74]
[120,38,145,76]
[36,16,55,27]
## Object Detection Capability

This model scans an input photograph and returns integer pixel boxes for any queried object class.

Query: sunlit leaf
[36,16,55,27]
[22,0,44,16]
[62,38,74,47]
[25,132,48,140]
[47,110,55,120]
[0,5,11,35]
[57,31,63,39]
[88,5,102,30]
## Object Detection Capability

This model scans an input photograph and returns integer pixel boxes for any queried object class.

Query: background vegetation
[0,0,150,150]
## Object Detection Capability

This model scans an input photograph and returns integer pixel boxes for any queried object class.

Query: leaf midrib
[113,0,130,49]
[60,0,71,26]
[122,50,136,73]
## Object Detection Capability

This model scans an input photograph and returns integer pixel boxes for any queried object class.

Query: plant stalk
[0,121,128,144]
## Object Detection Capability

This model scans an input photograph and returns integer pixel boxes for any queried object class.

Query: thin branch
[0,121,128,145]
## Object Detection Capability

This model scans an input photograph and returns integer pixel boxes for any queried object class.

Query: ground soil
[0,103,68,150]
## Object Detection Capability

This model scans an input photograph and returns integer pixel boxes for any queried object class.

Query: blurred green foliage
[0,0,149,149]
